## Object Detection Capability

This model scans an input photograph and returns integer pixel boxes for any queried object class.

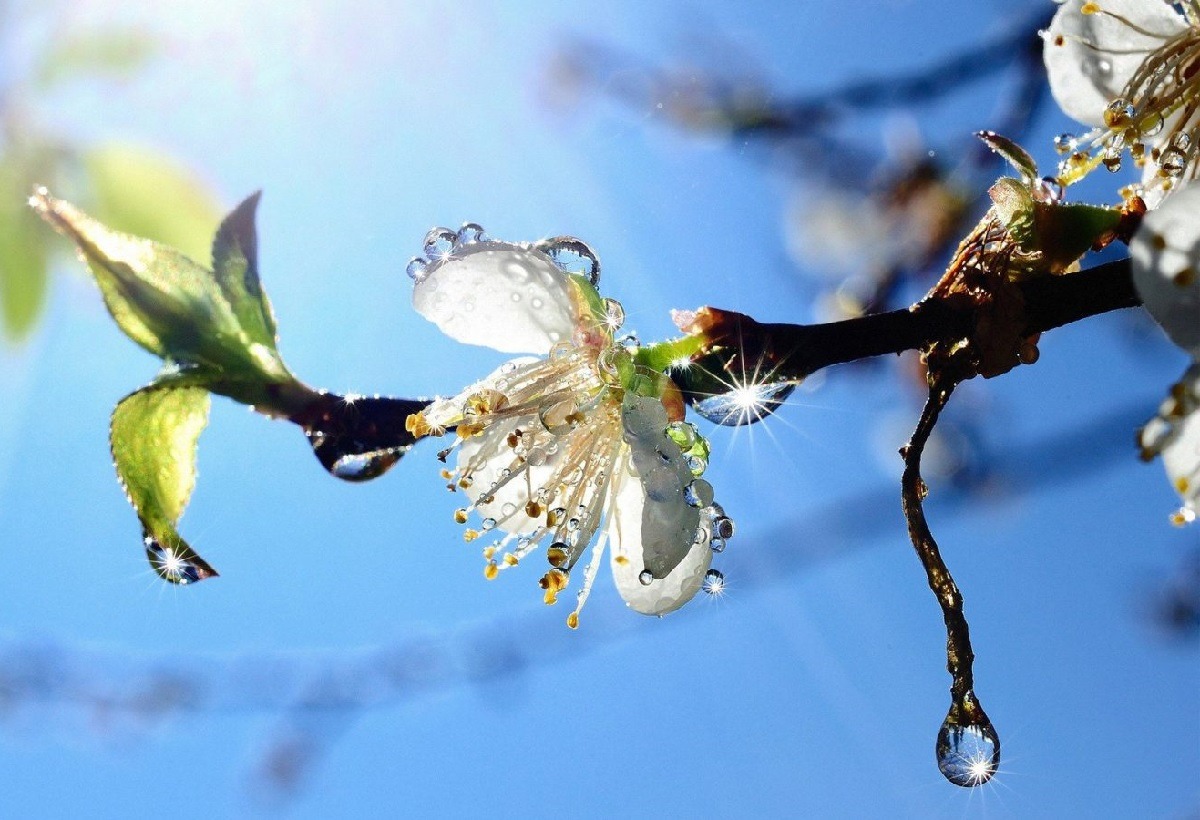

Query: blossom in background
[1131,183,1200,523]
[1043,0,1200,204]
[403,228,731,626]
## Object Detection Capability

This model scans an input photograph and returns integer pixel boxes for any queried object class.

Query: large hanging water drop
[144,535,216,585]
[936,718,1000,787]
[535,236,601,286]
[293,393,431,482]
[692,380,795,426]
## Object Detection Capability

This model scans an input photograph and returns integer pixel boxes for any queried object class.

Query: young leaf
[210,191,278,348]
[976,131,1038,182]
[111,380,217,583]
[30,188,288,381]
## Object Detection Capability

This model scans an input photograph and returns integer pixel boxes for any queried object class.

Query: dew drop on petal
[693,381,796,426]
[603,297,625,330]
[712,515,735,539]
[423,227,457,260]
[536,236,601,286]
[456,222,486,245]
[684,478,714,508]
[406,257,429,282]
[936,720,1000,787]
[638,569,654,586]
[702,568,725,594]
[709,536,726,553]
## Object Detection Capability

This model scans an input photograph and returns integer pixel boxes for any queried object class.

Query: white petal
[1163,394,1200,512]
[413,242,579,354]
[1130,183,1200,357]
[1158,364,1200,514]
[1044,0,1186,127]
[608,395,708,615]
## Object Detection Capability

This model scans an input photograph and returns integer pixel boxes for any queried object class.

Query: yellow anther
[482,546,497,560]
[525,500,542,518]
[464,529,480,542]
[539,568,569,605]
[1081,2,1099,14]
[613,555,630,566]
[484,562,499,580]
[503,553,519,567]
[440,468,453,480]
[566,612,580,629]
[454,508,468,524]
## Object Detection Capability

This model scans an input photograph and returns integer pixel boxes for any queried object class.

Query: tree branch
[678,257,1139,395]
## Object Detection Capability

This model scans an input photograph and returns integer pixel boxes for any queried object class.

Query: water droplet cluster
[1054,25,1200,198]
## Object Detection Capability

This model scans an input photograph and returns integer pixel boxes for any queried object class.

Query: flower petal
[1044,0,1186,127]
[1162,386,1199,515]
[1130,183,1200,357]
[413,241,580,354]
[608,395,709,615]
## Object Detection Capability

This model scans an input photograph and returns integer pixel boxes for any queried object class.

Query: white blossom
[1131,183,1200,522]
[404,231,731,625]
[1044,0,1200,205]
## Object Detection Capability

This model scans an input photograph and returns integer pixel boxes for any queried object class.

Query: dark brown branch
[678,257,1138,396]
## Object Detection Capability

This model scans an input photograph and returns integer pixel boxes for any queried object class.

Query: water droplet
[1053,133,1077,155]
[1034,176,1064,204]
[1159,148,1188,177]
[684,478,714,508]
[1102,152,1122,172]
[702,568,725,594]
[423,227,457,260]
[709,537,726,553]
[638,569,654,586]
[1171,133,1191,151]
[602,297,625,330]
[685,454,707,476]
[693,381,796,426]
[145,537,215,585]
[711,516,735,540]
[547,543,570,567]
[330,451,399,481]
[1103,98,1135,128]
[456,222,486,245]
[619,333,640,354]
[536,236,601,286]
[666,420,697,449]
[1084,57,1113,81]
[511,292,522,302]
[1141,113,1165,137]
[481,517,497,531]
[406,256,430,283]
[936,720,1000,787]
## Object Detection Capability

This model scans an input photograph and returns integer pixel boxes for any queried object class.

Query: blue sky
[1,0,1196,817]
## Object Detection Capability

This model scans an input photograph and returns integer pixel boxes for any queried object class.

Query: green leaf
[976,131,1038,182]
[33,30,157,90]
[82,143,221,263]
[31,188,288,380]
[111,380,217,584]
[211,191,278,348]
[0,162,49,340]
